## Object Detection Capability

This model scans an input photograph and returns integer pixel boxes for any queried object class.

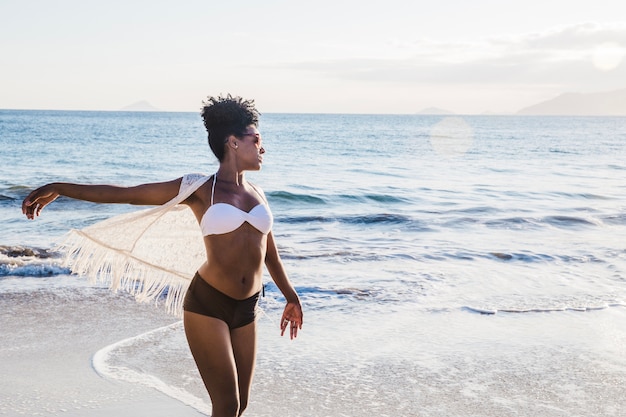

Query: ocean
[1,109,626,416]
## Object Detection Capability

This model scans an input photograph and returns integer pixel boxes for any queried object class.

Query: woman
[22,95,303,417]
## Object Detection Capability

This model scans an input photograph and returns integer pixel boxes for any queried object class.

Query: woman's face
[237,125,265,170]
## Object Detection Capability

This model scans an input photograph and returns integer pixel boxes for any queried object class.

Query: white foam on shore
[464,301,626,315]
[92,321,211,416]
[84,302,626,417]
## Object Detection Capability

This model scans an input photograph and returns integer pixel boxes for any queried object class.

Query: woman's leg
[230,320,257,415]
[184,311,240,417]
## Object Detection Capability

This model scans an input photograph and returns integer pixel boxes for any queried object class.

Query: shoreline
[3,275,626,417]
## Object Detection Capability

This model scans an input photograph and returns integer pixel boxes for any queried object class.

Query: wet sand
[0,281,205,417]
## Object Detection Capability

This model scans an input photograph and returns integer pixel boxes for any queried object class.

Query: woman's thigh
[231,321,257,408]
[184,311,239,409]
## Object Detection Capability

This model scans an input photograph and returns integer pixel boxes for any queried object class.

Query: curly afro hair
[201,94,260,162]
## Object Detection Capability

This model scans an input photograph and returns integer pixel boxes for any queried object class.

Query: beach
[2,111,626,416]
[3,275,626,417]
[0,276,204,417]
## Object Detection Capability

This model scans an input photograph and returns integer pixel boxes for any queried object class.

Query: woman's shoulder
[181,172,211,181]
[179,173,213,195]
[181,173,213,186]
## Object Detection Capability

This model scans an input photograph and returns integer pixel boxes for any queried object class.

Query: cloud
[519,22,626,50]
[281,22,626,91]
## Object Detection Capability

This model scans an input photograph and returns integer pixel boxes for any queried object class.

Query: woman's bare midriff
[197,224,267,300]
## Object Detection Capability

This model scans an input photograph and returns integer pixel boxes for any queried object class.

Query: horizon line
[2,108,626,117]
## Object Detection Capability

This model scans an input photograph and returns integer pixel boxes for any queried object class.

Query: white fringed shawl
[59,174,211,317]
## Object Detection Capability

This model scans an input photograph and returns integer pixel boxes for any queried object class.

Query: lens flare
[429,117,473,158]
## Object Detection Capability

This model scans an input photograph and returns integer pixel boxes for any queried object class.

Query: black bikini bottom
[183,272,259,329]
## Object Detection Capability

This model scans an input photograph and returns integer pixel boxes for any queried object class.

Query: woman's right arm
[22,179,183,220]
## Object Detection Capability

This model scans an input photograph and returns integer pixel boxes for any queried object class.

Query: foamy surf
[0,245,69,277]
[464,301,626,315]
[92,322,211,416]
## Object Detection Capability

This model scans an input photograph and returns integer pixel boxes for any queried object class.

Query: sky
[1,0,625,114]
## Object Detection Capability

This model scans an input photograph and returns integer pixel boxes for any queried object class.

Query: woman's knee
[213,396,240,417]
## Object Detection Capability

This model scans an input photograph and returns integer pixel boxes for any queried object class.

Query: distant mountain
[120,100,161,111]
[517,88,626,116]
[417,107,454,115]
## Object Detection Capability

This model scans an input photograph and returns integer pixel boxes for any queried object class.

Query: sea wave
[0,184,32,201]
[278,236,612,265]
[267,190,326,205]
[0,245,57,258]
[0,245,68,277]
[341,193,412,204]
[601,212,626,225]
[542,215,601,227]
[267,190,411,205]
[445,213,606,229]
[280,212,417,226]
[277,209,617,232]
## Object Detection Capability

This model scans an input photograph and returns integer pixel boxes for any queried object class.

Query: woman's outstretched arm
[22,178,183,219]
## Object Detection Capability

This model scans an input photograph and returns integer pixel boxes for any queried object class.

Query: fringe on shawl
[59,229,193,317]
[57,174,212,318]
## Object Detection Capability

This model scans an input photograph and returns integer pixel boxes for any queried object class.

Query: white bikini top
[200,173,273,236]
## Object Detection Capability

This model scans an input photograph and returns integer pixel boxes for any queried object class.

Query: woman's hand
[22,184,59,219]
[280,301,303,339]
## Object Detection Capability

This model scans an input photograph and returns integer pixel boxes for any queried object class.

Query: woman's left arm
[265,231,303,339]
